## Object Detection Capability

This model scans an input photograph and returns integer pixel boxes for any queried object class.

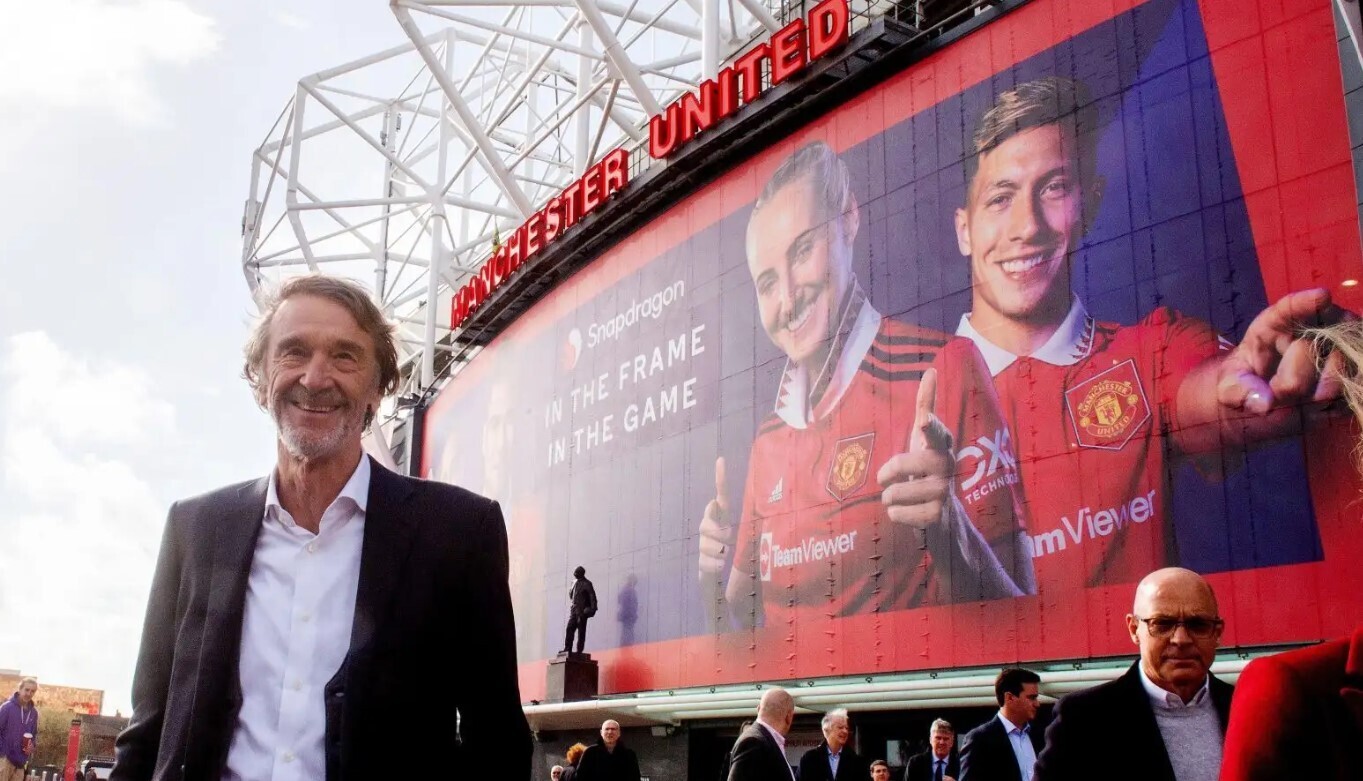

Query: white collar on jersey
[956,295,1095,377]
[774,281,881,430]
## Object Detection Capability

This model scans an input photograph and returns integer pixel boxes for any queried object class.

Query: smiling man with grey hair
[800,707,865,781]
[112,274,530,781]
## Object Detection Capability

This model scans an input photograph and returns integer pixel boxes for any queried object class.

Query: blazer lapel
[346,458,418,655]
[189,476,268,772]
[1118,664,1177,781]
[1342,625,1363,730]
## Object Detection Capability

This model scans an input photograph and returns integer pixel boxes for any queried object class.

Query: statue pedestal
[547,652,599,702]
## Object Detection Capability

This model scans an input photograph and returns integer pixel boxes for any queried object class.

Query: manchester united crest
[827,432,875,501]
[1065,359,1151,450]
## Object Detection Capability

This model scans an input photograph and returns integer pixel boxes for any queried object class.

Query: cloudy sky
[0,0,410,714]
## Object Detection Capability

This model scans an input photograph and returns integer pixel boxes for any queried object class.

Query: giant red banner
[424,0,1363,702]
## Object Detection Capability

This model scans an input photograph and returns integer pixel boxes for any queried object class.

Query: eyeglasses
[1134,615,1224,639]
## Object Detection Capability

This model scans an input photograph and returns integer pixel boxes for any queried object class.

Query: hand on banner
[698,456,734,576]
[877,368,955,528]
[1217,288,1351,415]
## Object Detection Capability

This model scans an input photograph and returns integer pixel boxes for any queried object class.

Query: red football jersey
[732,300,1026,627]
[958,303,1226,591]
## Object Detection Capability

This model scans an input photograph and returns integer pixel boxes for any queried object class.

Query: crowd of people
[538,552,1359,781]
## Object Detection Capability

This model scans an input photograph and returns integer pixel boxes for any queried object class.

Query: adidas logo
[768,477,784,503]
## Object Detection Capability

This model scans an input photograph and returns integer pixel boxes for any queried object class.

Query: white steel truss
[241,0,786,412]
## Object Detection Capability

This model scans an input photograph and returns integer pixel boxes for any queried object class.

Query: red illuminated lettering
[679,79,720,144]
[526,213,544,256]
[561,180,582,229]
[716,67,739,120]
[734,44,768,103]
[544,196,563,242]
[602,148,628,194]
[808,0,849,60]
[491,245,509,285]
[770,19,807,85]
[649,103,683,159]
[582,162,604,214]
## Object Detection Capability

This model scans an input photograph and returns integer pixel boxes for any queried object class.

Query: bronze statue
[562,566,598,655]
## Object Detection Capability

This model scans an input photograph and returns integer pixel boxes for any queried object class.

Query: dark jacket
[727,722,791,781]
[797,742,864,781]
[570,577,598,617]
[904,749,959,781]
[1220,626,1363,781]
[1034,662,1234,781]
[960,714,1041,781]
[576,741,640,781]
[0,693,38,767]
[111,459,531,781]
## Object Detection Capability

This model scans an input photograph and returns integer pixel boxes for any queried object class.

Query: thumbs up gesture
[698,456,734,575]
[876,368,956,528]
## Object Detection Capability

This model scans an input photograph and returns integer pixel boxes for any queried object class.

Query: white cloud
[269,9,310,31]
[0,332,178,713]
[0,0,222,126]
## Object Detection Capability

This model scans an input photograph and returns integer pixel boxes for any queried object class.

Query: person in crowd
[563,566,599,655]
[960,669,1042,781]
[577,720,640,781]
[871,760,892,781]
[727,687,796,781]
[551,765,564,781]
[1034,567,1233,781]
[0,678,38,781]
[561,743,588,781]
[798,708,864,781]
[110,274,530,781]
[1217,322,1363,781]
[699,141,1034,633]
[84,768,98,781]
[953,76,1347,592]
[905,719,958,781]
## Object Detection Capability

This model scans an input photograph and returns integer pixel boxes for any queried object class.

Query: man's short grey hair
[18,677,36,688]
[930,718,954,735]
[821,708,849,730]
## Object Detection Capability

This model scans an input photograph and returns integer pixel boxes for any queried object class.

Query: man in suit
[905,719,958,781]
[798,708,864,781]
[1034,567,1233,781]
[110,274,531,781]
[727,687,796,781]
[960,668,1042,781]
[576,720,641,781]
[563,566,598,654]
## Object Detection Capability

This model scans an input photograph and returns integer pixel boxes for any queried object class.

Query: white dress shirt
[996,712,1037,781]
[223,456,370,781]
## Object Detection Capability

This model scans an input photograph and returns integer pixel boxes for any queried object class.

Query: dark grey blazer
[1033,662,1234,781]
[110,458,531,781]
[727,723,792,781]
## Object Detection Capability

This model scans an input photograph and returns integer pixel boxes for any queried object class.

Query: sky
[0,0,411,715]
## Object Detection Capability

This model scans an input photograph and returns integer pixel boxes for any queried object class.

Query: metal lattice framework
[241,0,788,413]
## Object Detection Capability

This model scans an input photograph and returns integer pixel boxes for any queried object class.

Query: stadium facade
[243,0,1363,775]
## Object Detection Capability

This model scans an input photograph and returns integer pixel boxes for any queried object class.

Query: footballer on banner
[698,141,1036,631]
[952,77,1348,593]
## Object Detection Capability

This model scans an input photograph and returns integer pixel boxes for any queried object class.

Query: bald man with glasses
[1034,568,1235,781]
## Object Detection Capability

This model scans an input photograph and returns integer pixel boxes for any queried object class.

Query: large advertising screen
[424,0,1363,701]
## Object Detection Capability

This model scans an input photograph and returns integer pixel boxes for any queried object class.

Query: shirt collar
[996,711,1030,735]
[774,281,881,429]
[266,454,371,527]
[956,296,1093,376]
[755,718,787,750]
[1138,665,1212,710]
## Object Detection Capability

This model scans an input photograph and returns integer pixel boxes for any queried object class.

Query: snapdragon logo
[586,279,685,350]
[758,530,858,581]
